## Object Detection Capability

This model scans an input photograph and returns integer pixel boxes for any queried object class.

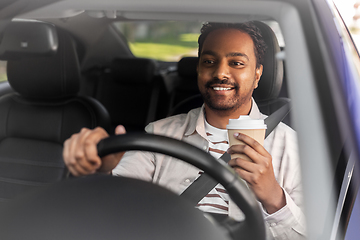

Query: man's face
[197,28,263,113]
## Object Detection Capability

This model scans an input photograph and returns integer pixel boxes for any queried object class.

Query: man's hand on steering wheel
[63,125,127,176]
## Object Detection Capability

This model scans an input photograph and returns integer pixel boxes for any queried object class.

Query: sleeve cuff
[263,188,307,237]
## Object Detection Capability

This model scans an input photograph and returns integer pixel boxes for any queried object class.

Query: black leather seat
[93,58,166,133]
[168,21,290,126]
[0,21,111,202]
[167,56,200,115]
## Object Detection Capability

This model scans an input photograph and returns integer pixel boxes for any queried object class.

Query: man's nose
[212,60,230,79]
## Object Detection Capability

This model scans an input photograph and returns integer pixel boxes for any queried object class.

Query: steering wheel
[98,133,265,239]
[0,133,265,240]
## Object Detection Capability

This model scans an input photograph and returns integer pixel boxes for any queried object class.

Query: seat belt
[180,101,291,205]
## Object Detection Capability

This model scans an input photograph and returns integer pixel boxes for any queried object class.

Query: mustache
[205,78,239,89]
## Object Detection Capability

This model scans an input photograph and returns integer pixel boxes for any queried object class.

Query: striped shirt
[196,119,230,214]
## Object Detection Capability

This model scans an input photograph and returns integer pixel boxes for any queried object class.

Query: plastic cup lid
[226,115,267,129]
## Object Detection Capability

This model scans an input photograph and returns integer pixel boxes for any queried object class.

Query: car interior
[0,17,292,200]
[0,16,290,239]
[0,0,358,239]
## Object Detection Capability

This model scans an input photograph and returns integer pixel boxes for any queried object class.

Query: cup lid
[226,116,267,129]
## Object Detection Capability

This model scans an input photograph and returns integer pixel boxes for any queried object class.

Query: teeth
[213,87,231,91]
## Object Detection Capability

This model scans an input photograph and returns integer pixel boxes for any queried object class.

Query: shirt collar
[248,98,264,120]
[184,104,206,137]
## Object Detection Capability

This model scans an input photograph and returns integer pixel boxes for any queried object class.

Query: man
[63,22,305,239]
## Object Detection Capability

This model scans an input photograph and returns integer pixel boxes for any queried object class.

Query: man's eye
[203,60,214,64]
[232,62,244,66]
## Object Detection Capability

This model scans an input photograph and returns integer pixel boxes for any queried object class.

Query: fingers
[63,127,109,177]
[237,132,269,156]
[115,125,126,135]
[228,157,267,185]
[227,133,270,163]
[227,133,284,213]
[227,132,272,182]
[64,128,100,176]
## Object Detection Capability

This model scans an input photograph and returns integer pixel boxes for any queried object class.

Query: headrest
[178,57,198,79]
[252,21,283,101]
[0,20,58,59]
[5,21,80,99]
[111,58,157,85]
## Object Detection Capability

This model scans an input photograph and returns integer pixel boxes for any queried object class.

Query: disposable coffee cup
[227,116,267,161]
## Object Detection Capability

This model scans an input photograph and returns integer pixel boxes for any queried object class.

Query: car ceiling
[12,0,294,70]
[18,0,288,21]
[14,0,298,53]
[0,0,61,19]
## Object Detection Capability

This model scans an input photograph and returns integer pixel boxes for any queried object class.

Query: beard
[200,78,254,112]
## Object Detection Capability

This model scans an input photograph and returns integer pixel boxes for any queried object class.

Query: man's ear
[254,64,263,89]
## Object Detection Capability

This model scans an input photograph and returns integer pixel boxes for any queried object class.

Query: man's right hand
[63,125,127,176]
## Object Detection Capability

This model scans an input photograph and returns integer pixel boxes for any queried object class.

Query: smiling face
[197,28,263,115]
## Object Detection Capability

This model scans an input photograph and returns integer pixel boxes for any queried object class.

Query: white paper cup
[227,116,267,161]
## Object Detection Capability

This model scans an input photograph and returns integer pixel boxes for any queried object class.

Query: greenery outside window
[113,21,202,62]
[0,61,6,82]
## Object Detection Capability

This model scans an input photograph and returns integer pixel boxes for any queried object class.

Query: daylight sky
[333,0,358,27]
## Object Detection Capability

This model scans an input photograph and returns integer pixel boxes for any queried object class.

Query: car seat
[168,21,290,126]
[0,20,111,202]
[92,58,166,133]
[166,56,200,114]
[252,21,288,122]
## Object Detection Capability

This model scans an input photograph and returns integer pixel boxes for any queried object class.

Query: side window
[0,61,7,82]
[113,21,202,62]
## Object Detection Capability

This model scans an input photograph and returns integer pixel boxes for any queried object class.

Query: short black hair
[198,22,267,68]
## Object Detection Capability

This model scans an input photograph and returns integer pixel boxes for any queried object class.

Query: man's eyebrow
[226,52,249,60]
[201,50,217,56]
[201,50,249,61]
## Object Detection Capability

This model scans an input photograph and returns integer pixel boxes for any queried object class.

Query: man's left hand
[227,132,286,214]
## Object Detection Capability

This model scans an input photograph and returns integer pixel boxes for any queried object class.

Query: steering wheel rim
[97,132,266,240]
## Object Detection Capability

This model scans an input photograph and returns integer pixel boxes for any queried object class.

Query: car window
[113,21,203,62]
[113,20,285,62]
[0,61,6,82]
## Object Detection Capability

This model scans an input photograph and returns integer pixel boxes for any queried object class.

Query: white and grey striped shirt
[196,120,230,214]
